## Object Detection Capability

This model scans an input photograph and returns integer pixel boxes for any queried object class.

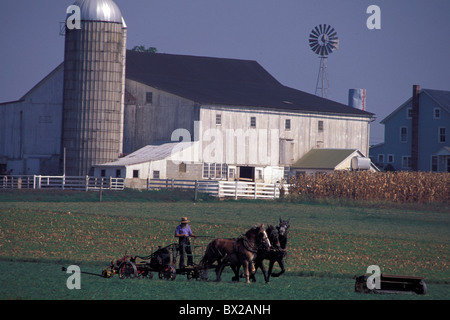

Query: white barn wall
[199,106,371,167]
[123,79,200,154]
[0,65,63,175]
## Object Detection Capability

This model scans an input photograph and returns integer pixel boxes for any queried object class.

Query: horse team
[200,218,290,283]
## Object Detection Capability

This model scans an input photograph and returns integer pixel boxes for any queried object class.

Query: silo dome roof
[72,0,123,23]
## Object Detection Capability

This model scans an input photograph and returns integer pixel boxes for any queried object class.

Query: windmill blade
[309,39,319,46]
[311,29,320,37]
[319,24,323,34]
[313,44,322,55]
[325,24,331,34]
[314,26,321,35]
[325,43,334,54]
[311,43,321,53]
[309,34,318,41]
[329,31,337,38]
[320,45,327,56]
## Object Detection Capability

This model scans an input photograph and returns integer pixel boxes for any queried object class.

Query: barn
[0,0,375,185]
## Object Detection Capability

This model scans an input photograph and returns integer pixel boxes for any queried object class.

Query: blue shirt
[175,224,193,237]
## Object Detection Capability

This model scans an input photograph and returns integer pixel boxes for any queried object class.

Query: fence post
[147,177,149,191]
[273,183,277,199]
[109,176,112,190]
[254,182,257,200]
[62,174,65,190]
[171,178,174,191]
[194,180,198,202]
[235,180,238,200]
[85,175,89,192]
[100,178,103,202]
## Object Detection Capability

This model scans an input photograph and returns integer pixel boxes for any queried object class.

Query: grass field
[0,189,449,300]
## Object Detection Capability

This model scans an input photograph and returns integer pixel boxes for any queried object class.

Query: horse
[269,217,290,278]
[200,224,271,283]
[246,218,290,283]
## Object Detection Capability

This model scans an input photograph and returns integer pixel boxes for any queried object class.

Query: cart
[102,238,206,281]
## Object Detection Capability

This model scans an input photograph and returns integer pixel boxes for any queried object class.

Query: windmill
[309,24,339,98]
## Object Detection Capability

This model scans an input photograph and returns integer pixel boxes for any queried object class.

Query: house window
[318,120,324,132]
[101,169,106,177]
[250,116,256,128]
[378,154,384,164]
[133,170,139,178]
[285,119,291,130]
[400,127,407,142]
[439,127,446,143]
[203,163,228,179]
[387,154,394,163]
[407,108,412,119]
[153,171,160,179]
[216,114,222,125]
[229,168,235,179]
[402,156,411,169]
[222,164,228,178]
[431,156,438,172]
[434,108,441,119]
[179,162,186,173]
[145,92,153,104]
[116,169,121,178]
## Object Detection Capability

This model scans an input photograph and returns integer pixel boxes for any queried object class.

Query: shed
[93,141,201,188]
[290,148,378,176]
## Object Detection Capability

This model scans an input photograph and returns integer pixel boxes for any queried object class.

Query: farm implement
[101,241,205,281]
[355,273,427,295]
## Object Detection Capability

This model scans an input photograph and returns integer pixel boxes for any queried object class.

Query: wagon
[102,239,206,281]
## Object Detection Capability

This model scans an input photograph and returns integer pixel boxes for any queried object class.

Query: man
[174,217,196,268]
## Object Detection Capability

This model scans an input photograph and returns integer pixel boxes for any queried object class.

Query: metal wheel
[118,261,137,279]
[159,265,176,281]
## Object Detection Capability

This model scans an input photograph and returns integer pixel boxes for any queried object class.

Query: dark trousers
[179,237,193,268]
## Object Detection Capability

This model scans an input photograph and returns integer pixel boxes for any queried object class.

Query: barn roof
[94,141,194,167]
[125,51,373,117]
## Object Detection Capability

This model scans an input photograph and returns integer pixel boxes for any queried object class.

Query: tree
[131,46,158,53]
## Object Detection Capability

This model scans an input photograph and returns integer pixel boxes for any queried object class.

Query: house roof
[291,148,358,169]
[380,88,450,124]
[125,50,373,117]
[94,141,194,167]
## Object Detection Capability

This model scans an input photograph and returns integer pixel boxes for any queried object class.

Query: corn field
[287,171,450,203]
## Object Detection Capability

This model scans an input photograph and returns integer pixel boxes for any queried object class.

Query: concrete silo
[62,0,127,176]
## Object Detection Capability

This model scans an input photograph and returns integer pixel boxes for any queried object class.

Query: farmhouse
[0,0,376,185]
[370,85,450,172]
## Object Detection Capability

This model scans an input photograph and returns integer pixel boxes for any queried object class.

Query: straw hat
[180,217,190,223]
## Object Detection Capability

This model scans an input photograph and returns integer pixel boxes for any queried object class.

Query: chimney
[411,85,420,171]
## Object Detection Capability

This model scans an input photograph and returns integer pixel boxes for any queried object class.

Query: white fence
[146,178,283,200]
[219,181,281,199]
[1,175,283,199]
[0,175,124,191]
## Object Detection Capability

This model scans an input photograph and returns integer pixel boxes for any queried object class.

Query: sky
[1,0,449,146]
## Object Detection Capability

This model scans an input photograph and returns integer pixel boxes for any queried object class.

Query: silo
[62,0,127,176]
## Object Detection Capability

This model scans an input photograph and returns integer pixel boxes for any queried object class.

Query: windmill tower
[61,0,127,176]
[308,24,339,98]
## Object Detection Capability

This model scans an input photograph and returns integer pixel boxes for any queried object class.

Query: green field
[1,189,449,300]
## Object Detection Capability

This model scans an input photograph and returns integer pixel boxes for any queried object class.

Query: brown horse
[200,224,271,283]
